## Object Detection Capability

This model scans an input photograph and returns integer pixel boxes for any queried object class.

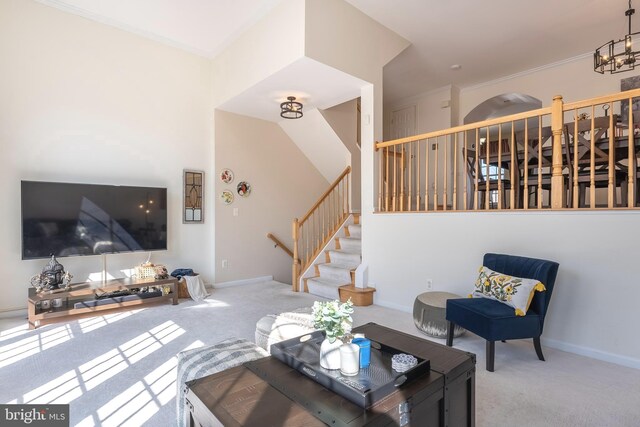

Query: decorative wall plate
[237,181,251,197]
[220,189,234,205]
[220,168,234,184]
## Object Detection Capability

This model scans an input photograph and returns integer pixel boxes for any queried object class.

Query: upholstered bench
[176,338,268,427]
[255,307,316,352]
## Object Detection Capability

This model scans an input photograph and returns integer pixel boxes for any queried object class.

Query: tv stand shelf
[27,276,178,329]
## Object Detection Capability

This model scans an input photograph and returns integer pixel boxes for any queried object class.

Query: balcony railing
[376,89,640,212]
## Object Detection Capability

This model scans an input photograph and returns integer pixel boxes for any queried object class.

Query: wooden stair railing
[292,166,351,291]
[266,233,293,258]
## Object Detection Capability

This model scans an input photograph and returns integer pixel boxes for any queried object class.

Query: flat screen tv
[21,181,168,260]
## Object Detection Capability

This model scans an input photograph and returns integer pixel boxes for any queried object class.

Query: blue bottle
[352,334,371,368]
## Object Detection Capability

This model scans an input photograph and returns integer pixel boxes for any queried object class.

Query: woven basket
[135,265,156,279]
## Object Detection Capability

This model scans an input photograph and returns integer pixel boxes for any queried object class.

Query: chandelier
[594,0,640,74]
[280,96,303,119]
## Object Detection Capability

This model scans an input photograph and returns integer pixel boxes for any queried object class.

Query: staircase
[304,216,375,305]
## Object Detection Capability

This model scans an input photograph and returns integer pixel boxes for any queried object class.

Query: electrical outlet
[222,259,228,268]
[426,279,433,290]
[233,208,239,217]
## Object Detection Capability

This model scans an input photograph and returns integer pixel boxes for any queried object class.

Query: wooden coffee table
[184,323,475,426]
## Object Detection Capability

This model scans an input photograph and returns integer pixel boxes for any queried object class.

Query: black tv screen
[21,181,167,260]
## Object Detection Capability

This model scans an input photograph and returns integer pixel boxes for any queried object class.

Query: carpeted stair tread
[328,250,361,265]
[306,277,346,300]
[347,224,361,238]
[317,263,354,282]
[338,237,362,252]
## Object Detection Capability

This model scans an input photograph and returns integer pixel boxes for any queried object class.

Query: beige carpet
[1,280,638,426]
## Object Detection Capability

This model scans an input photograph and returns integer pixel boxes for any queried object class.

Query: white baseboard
[214,276,273,289]
[375,298,640,370]
[542,337,640,370]
[373,299,411,314]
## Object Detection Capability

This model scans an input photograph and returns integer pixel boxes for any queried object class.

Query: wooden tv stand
[27,276,178,329]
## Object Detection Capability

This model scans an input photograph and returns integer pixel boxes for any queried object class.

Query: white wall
[211,0,306,107]
[214,110,329,284]
[305,0,409,84]
[366,211,640,367]
[0,0,214,311]
[321,99,361,211]
[279,108,351,183]
[460,55,632,116]
[384,86,455,140]
[365,55,640,368]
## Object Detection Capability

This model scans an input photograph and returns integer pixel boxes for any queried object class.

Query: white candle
[340,343,360,376]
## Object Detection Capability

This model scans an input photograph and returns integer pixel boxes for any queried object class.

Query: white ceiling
[345,0,627,103]
[37,0,283,57]
[218,57,366,123]
[39,0,633,105]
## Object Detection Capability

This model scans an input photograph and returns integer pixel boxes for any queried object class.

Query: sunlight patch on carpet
[0,324,30,342]
[78,310,142,334]
[0,325,72,368]
[186,299,229,309]
[23,370,82,404]
[118,321,184,364]
[79,349,128,391]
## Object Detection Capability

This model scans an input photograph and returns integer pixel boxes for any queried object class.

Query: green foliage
[312,299,354,343]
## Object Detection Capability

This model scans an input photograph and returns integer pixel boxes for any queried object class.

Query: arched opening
[463,93,543,208]
[464,93,542,124]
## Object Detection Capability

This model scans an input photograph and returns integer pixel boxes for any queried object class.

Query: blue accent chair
[446,253,559,372]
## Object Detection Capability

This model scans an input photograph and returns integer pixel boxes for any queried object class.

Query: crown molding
[461,52,593,93]
[35,0,212,58]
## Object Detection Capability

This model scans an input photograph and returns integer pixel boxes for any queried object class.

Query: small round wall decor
[220,168,234,184]
[220,189,234,205]
[237,181,251,197]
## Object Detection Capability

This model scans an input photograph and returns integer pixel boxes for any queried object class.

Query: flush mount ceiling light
[280,96,303,119]
[594,0,640,74]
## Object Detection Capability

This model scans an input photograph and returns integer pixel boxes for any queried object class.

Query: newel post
[551,95,565,209]
[292,218,300,292]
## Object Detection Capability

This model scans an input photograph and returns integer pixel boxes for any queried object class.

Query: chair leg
[533,337,545,361]
[486,340,495,372]
[446,321,454,347]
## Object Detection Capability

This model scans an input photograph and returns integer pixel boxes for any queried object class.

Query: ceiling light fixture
[594,0,640,74]
[280,96,303,119]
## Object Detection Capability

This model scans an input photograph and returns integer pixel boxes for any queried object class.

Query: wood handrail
[563,88,640,111]
[267,233,293,258]
[300,165,351,224]
[377,107,552,149]
[292,166,351,291]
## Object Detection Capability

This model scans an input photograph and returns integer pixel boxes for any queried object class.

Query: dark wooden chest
[184,323,475,427]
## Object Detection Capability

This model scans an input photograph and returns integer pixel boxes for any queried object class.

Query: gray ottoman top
[416,291,462,308]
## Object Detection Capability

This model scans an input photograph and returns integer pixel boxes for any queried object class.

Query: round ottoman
[413,291,465,338]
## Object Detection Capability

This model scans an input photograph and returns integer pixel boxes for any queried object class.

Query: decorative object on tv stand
[183,169,204,223]
[237,181,251,197]
[280,96,303,119]
[312,298,354,370]
[594,0,640,74]
[219,168,234,184]
[220,189,234,205]
[135,258,168,280]
[30,255,73,293]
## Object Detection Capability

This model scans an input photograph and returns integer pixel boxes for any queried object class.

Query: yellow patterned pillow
[471,266,546,316]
